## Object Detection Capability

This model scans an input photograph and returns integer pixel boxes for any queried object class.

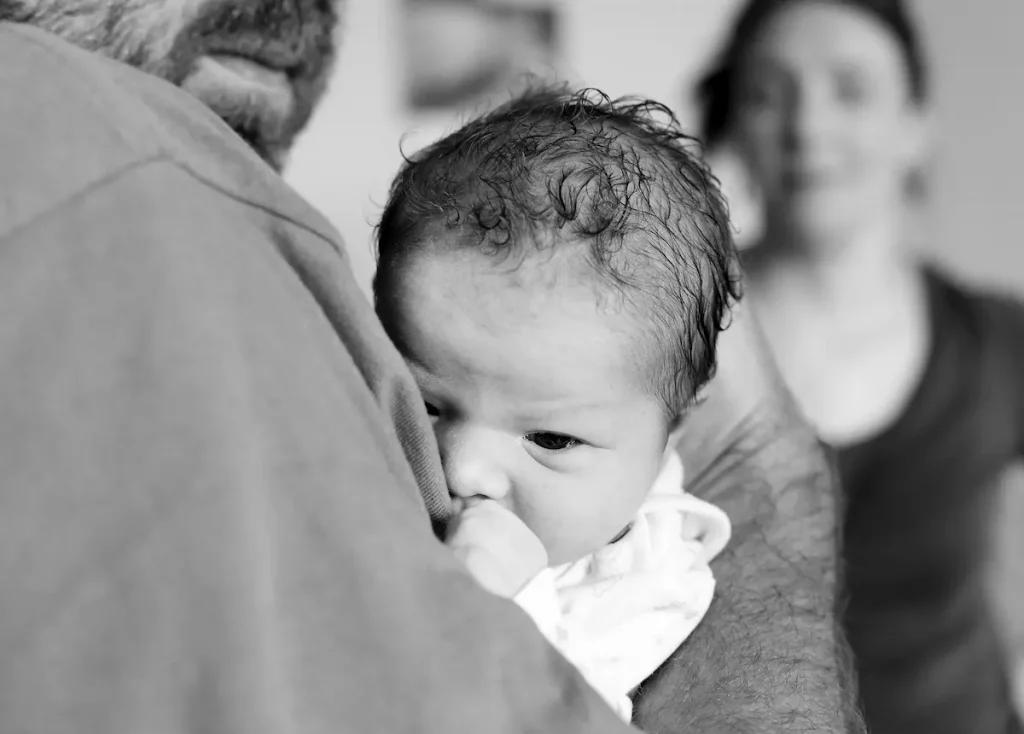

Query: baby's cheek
[505,493,557,552]
[601,487,650,540]
[587,461,658,543]
[526,476,630,564]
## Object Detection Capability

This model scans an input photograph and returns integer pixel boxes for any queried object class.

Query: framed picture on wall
[400,0,562,115]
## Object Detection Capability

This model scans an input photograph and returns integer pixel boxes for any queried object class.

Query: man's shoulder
[0,23,336,244]
[2,23,164,234]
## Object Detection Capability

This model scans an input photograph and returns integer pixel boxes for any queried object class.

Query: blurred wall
[916,0,1024,294]
[285,0,741,296]
[287,0,1024,297]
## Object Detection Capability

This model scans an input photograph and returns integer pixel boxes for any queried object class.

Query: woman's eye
[835,74,869,108]
[525,432,581,452]
[739,72,787,113]
[742,83,775,110]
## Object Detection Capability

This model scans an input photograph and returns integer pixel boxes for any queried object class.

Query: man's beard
[2,0,339,169]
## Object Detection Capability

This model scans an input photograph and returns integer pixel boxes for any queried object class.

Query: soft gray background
[286,0,1024,296]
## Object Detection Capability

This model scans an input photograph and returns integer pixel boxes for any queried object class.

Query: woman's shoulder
[923,265,1024,341]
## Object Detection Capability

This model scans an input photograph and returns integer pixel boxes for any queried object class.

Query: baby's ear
[664,387,708,450]
[664,410,687,456]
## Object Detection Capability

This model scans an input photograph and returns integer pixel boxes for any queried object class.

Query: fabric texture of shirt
[0,22,636,734]
[514,451,731,721]
[838,266,1024,734]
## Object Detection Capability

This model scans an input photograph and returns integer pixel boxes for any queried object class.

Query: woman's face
[731,1,928,243]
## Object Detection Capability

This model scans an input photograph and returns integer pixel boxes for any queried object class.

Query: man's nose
[439,427,512,504]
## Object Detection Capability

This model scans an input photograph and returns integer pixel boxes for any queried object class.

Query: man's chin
[233,127,288,172]
[180,55,297,170]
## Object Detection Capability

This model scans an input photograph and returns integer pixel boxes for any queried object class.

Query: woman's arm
[990,294,1024,456]
[633,303,864,733]
[986,292,1024,718]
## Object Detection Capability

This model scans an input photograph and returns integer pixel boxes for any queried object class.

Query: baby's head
[375,88,740,565]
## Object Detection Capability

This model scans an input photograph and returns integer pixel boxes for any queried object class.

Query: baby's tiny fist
[446,500,548,598]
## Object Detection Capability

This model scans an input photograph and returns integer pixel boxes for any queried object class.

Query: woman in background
[697,0,1024,731]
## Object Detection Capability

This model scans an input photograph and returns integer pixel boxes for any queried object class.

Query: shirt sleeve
[1009,300,1024,458]
[985,292,1024,457]
[0,160,634,734]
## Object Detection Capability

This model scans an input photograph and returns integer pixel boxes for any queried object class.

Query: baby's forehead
[393,241,657,373]
[401,230,630,312]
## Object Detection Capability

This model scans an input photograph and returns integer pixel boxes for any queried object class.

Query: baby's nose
[441,428,512,504]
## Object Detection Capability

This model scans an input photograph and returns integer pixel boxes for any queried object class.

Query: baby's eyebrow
[514,399,614,421]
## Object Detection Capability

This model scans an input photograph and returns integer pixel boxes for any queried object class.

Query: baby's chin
[545,523,633,567]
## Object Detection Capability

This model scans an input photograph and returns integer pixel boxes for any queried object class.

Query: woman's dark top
[839,267,1024,733]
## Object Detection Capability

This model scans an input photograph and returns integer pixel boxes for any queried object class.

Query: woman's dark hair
[697,0,928,148]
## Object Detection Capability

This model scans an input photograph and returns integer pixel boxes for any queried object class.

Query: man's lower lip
[180,55,296,134]
[205,54,290,85]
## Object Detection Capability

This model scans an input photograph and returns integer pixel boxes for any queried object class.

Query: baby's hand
[445,500,548,598]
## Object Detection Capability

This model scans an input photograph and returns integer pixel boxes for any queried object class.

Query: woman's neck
[743,216,933,446]
[747,217,919,309]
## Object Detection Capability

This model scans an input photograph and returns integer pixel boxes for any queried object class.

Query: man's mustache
[178,0,338,79]
[166,0,340,169]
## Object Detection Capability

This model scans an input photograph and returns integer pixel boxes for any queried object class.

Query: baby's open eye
[525,432,582,452]
[424,401,440,418]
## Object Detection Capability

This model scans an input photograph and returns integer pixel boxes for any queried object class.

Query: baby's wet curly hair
[374,86,742,419]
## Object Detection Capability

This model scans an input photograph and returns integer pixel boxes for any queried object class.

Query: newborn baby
[373,87,741,720]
